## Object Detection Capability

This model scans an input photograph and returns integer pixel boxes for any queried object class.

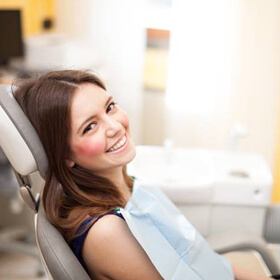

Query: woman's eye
[83,123,96,134]
[106,102,117,113]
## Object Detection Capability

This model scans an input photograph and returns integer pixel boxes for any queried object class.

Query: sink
[128,146,273,205]
[211,150,272,183]
[209,150,273,206]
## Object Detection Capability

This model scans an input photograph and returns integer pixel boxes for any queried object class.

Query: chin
[122,145,136,166]
[128,146,137,162]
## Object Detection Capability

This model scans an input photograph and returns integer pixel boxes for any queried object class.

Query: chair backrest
[0,84,91,280]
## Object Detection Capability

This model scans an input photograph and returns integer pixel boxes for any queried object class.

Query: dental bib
[119,180,234,280]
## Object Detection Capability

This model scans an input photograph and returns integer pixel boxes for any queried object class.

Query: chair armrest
[264,205,280,244]
[206,232,280,275]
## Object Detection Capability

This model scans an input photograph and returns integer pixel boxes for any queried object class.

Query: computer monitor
[0,10,24,66]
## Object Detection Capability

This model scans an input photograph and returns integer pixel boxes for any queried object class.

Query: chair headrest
[0,84,48,180]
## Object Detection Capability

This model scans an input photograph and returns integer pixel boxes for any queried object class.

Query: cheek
[74,138,105,158]
[119,110,130,128]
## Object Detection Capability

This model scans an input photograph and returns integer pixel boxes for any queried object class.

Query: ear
[66,159,75,168]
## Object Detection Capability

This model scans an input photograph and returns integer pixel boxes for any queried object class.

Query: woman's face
[67,83,136,174]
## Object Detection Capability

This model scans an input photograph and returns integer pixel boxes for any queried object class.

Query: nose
[105,116,122,138]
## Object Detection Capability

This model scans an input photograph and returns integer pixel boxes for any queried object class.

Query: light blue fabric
[120,180,234,280]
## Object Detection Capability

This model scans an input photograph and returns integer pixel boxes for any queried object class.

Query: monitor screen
[0,10,24,66]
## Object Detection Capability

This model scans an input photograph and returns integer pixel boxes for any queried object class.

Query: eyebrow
[77,96,113,134]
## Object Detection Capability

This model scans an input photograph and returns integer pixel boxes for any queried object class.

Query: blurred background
[1,0,280,279]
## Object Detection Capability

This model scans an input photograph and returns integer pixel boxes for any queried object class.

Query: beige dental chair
[0,83,279,279]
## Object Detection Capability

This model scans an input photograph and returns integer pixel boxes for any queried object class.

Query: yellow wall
[0,0,54,37]
[273,129,280,202]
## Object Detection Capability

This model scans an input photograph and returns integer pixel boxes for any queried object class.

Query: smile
[106,135,127,153]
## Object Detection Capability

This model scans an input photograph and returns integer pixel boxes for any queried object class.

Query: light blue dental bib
[119,180,234,280]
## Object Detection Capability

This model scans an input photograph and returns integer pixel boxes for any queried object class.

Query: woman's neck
[96,166,132,201]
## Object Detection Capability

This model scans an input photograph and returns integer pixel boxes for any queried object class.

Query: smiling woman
[12,70,163,280]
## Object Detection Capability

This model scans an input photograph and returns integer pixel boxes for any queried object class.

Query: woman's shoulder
[82,213,128,258]
[70,210,123,269]
[85,213,126,242]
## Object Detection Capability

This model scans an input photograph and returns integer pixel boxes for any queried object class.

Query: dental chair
[0,84,90,280]
[0,83,279,279]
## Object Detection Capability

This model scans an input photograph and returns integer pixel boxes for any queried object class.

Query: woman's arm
[82,214,164,280]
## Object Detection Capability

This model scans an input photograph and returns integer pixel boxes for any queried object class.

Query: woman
[14,70,277,280]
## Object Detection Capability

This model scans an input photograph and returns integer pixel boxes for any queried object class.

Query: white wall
[165,0,280,170]
[231,0,280,170]
[55,0,146,144]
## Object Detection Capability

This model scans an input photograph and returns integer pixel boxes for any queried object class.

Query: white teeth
[107,135,127,152]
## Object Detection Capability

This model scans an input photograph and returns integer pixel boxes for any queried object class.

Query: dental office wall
[146,0,280,201]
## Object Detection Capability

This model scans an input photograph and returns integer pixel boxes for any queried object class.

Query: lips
[106,134,127,153]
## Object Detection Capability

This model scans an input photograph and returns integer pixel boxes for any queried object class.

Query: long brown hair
[13,70,133,242]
